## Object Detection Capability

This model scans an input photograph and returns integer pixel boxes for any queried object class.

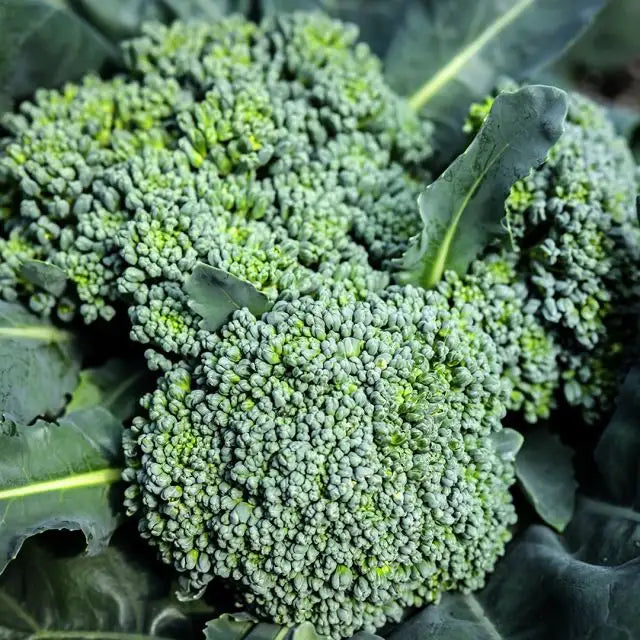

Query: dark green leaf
[395,85,567,288]
[595,365,640,504]
[554,0,640,73]
[387,0,605,165]
[0,301,80,425]
[0,539,197,639]
[203,613,383,640]
[18,260,68,297]
[515,427,577,531]
[0,0,117,114]
[67,0,246,41]
[388,525,640,640]
[65,358,149,422]
[564,497,640,567]
[0,407,123,575]
[186,263,272,332]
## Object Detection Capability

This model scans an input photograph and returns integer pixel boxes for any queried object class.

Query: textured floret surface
[123,288,517,639]
[0,12,431,367]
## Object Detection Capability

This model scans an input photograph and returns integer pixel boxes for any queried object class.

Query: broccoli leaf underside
[186,263,272,331]
[0,407,124,575]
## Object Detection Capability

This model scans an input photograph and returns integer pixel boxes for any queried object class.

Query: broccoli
[505,93,640,421]
[0,12,430,362]
[122,286,517,639]
[456,87,640,422]
[2,8,639,640]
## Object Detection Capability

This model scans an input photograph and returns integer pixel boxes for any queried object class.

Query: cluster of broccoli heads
[1,11,638,640]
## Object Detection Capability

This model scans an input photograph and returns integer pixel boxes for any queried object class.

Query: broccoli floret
[437,254,560,423]
[507,94,640,420]
[122,287,516,639]
[462,88,640,422]
[0,12,431,362]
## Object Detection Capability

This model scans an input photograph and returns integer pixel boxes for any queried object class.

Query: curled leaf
[0,407,123,575]
[515,428,577,531]
[186,263,271,332]
[395,85,568,288]
[0,301,79,424]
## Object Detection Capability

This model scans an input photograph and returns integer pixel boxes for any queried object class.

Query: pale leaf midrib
[421,141,509,288]
[0,468,122,501]
[408,0,535,111]
[0,326,72,343]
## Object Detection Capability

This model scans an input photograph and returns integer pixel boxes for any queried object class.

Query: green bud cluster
[437,254,559,423]
[123,287,515,639]
[0,12,431,364]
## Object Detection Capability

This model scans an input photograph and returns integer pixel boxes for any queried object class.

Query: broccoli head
[0,12,430,356]
[460,87,640,422]
[122,287,517,639]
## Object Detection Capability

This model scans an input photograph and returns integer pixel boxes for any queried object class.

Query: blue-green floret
[0,12,431,366]
[122,289,516,639]
[436,255,560,423]
[463,88,640,422]
[504,93,640,421]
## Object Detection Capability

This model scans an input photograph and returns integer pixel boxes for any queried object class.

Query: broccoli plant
[1,2,639,640]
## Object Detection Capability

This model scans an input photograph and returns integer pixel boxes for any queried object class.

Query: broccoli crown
[122,287,516,639]
[0,12,429,360]
[461,88,640,422]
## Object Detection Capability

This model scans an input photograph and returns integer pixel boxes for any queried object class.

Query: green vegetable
[123,286,517,638]
[0,301,79,425]
[515,428,577,531]
[0,538,200,639]
[0,407,123,574]
[0,3,639,640]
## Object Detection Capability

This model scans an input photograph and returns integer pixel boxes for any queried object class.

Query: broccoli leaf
[0,407,123,575]
[395,85,567,288]
[204,613,383,639]
[564,497,640,567]
[553,0,640,73]
[389,0,605,165]
[186,263,272,332]
[68,0,249,41]
[515,428,577,531]
[0,539,198,639]
[0,301,80,425]
[594,366,640,504]
[388,525,640,639]
[488,428,524,462]
[18,260,68,297]
[65,358,150,422]
[0,0,117,114]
